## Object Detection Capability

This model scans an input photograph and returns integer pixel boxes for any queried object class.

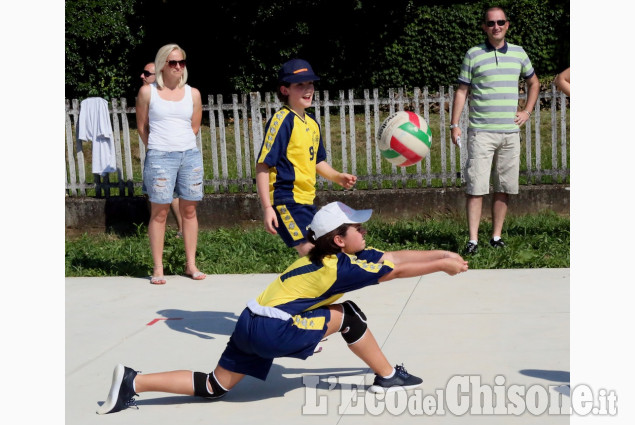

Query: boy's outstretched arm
[316,161,357,189]
[378,250,468,282]
[256,163,278,235]
[382,250,464,265]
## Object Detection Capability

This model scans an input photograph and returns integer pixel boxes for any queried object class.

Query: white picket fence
[65,86,569,197]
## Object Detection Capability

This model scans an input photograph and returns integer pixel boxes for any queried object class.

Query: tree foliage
[65,0,569,100]
[65,0,144,100]
[370,0,569,91]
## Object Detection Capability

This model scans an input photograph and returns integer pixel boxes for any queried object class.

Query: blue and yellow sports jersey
[255,248,394,315]
[256,105,327,205]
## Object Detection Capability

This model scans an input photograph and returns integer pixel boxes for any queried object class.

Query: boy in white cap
[97,202,468,414]
[256,59,357,257]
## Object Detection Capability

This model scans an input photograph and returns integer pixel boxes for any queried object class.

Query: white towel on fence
[77,97,117,175]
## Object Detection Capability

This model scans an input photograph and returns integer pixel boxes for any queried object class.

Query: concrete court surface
[66,268,570,425]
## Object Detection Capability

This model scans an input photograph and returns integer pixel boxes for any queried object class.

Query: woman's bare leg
[180,199,205,277]
[148,203,170,278]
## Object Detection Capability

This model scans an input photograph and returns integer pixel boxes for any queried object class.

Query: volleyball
[377,111,432,167]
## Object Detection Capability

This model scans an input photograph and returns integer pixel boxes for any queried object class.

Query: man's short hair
[483,6,507,22]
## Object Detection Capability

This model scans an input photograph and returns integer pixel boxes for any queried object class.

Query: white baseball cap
[308,202,373,239]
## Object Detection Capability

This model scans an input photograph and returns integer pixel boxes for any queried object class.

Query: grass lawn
[65,211,569,277]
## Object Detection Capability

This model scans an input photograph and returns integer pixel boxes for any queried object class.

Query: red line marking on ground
[146,318,184,326]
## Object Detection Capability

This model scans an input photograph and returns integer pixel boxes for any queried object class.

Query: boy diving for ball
[97,201,468,414]
[255,59,357,257]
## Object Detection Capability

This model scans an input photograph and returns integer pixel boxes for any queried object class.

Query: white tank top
[147,83,197,151]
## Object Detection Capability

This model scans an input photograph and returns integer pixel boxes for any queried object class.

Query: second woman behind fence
[136,44,206,285]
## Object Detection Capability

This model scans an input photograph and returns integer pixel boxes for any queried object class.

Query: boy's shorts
[273,203,317,248]
[142,148,204,204]
[464,131,520,196]
[218,306,330,380]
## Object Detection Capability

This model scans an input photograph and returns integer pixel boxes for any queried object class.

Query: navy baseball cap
[278,59,320,84]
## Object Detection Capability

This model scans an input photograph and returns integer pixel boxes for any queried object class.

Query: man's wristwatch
[450,124,459,130]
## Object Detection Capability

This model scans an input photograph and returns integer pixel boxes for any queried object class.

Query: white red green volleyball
[377,111,432,167]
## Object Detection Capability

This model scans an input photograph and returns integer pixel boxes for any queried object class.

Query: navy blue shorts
[218,306,330,380]
[274,203,317,248]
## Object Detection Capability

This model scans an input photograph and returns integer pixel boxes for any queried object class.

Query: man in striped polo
[450,6,539,255]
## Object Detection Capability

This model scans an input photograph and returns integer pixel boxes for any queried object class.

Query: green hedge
[65,0,569,100]
[225,0,569,94]
[369,0,570,91]
[65,0,144,99]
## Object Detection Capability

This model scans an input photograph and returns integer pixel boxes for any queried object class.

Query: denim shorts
[142,148,204,204]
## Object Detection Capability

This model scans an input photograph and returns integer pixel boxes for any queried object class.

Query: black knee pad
[340,300,368,345]
[193,371,228,399]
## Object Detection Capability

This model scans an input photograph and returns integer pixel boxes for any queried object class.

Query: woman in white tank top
[136,44,206,285]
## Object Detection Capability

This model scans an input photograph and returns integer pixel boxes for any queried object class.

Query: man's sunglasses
[142,70,155,77]
[486,20,507,27]
[167,59,187,68]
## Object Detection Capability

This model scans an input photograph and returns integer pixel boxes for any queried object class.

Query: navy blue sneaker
[96,364,140,414]
[368,364,423,393]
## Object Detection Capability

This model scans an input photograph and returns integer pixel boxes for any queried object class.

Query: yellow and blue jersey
[256,248,395,315]
[257,105,327,205]
[218,247,395,380]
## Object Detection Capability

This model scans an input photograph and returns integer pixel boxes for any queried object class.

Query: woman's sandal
[184,271,206,280]
[150,276,166,285]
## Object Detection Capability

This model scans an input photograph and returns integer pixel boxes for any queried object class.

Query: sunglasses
[167,59,187,68]
[486,20,507,27]
[142,70,155,77]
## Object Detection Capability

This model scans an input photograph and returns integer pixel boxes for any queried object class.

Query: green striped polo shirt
[457,40,535,133]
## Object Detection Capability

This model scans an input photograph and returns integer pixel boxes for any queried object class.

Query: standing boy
[450,7,540,254]
[256,59,357,256]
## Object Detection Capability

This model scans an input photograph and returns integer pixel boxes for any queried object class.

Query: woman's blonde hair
[154,44,188,88]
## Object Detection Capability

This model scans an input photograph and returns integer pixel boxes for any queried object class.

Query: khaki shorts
[464,131,520,196]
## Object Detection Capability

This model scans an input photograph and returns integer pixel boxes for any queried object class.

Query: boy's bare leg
[135,370,196,395]
[325,305,392,377]
[134,366,244,395]
[347,330,392,377]
[213,366,246,390]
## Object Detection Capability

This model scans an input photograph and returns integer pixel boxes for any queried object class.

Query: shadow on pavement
[156,309,240,339]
